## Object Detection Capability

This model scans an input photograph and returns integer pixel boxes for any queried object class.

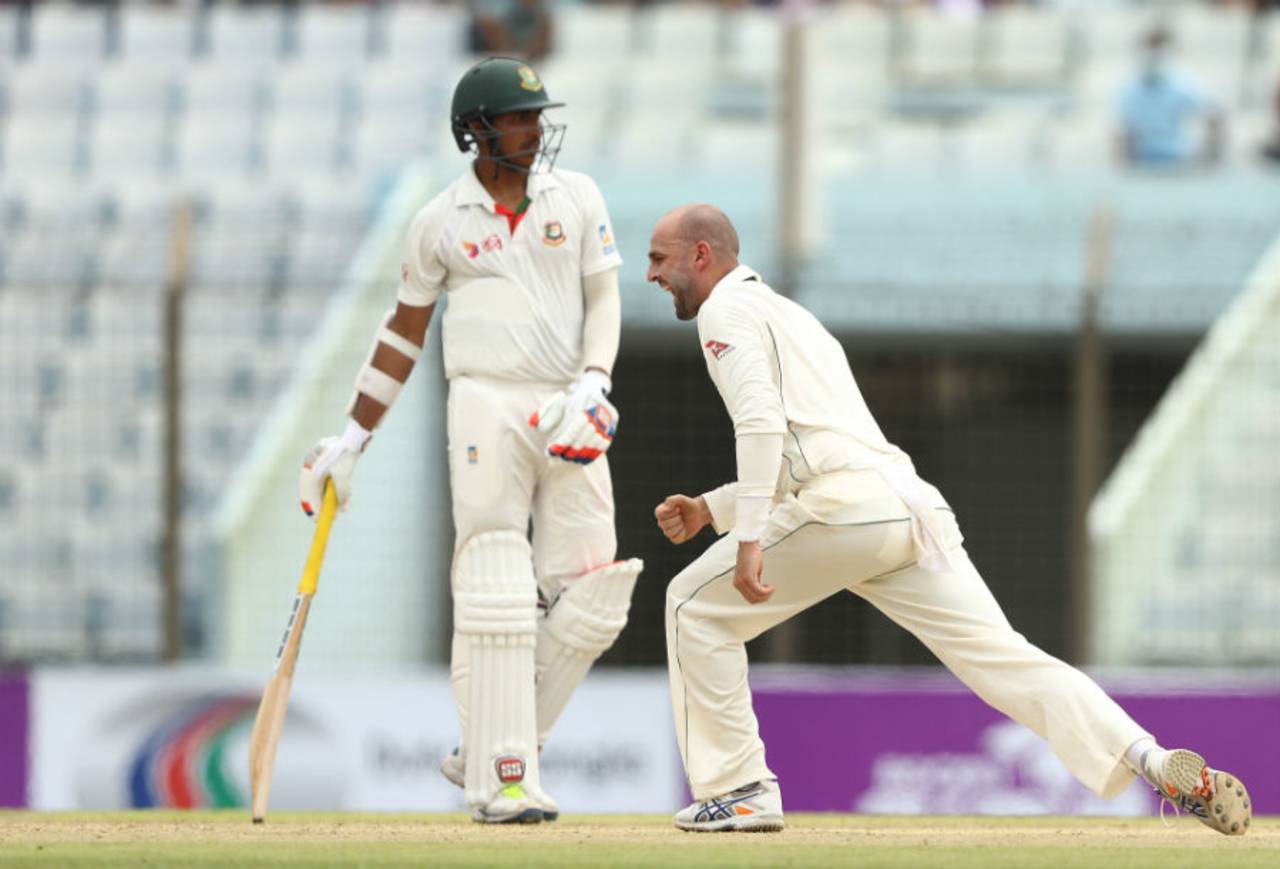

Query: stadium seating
[1,0,1278,663]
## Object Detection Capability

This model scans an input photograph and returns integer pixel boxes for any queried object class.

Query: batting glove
[299,420,371,518]
[529,370,618,465]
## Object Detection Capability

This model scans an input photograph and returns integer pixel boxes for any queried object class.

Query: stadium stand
[0,0,1277,663]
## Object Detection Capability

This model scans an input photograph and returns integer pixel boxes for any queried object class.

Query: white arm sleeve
[733,433,784,542]
[701,482,737,536]
[581,268,620,378]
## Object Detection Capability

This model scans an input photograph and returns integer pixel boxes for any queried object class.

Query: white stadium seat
[205,4,285,64]
[297,3,372,64]
[4,62,92,118]
[29,2,107,64]
[118,4,197,65]
[555,5,632,61]
[1,116,85,179]
[381,2,465,67]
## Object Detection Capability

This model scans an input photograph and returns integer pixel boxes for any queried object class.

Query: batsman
[298,57,642,824]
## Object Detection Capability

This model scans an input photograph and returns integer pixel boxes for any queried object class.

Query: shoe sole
[1162,749,1252,836]
[674,816,785,833]
[472,808,544,824]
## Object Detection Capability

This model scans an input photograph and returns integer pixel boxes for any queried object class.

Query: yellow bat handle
[298,480,338,595]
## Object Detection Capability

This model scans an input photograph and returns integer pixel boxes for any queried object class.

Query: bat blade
[248,593,313,822]
[247,480,337,823]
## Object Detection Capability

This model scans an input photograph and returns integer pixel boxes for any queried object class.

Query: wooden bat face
[247,480,336,823]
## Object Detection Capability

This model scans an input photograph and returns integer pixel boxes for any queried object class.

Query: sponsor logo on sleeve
[467,445,479,465]
[704,339,733,360]
[401,262,410,283]
[598,223,616,256]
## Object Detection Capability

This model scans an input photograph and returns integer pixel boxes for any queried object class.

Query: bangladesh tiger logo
[516,66,543,92]
[543,220,566,246]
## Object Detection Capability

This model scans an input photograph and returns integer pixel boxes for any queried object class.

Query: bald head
[666,204,740,260]
[648,203,741,321]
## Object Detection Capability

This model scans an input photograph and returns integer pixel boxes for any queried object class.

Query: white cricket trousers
[665,468,1150,801]
[447,375,617,741]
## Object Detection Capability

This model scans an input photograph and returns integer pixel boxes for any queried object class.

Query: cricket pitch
[1,812,1276,868]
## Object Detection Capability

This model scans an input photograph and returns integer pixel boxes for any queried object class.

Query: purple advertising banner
[0,672,29,808]
[753,669,1280,816]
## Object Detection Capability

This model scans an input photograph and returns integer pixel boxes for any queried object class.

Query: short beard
[661,268,696,321]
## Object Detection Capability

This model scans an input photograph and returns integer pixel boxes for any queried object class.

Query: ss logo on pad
[495,755,526,783]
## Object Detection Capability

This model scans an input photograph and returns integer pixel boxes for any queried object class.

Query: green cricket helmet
[451,57,565,173]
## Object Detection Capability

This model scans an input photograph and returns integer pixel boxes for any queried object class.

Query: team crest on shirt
[705,339,733,359]
[482,233,503,253]
[598,223,616,256]
[516,65,543,92]
[543,220,566,246]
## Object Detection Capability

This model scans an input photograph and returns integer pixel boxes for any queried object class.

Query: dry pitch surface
[1,812,1277,868]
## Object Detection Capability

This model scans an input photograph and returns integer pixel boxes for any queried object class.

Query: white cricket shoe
[447,747,559,822]
[471,783,544,825]
[1151,749,1251,836]
[674,779,784,832]
[441,747,465,789]
[524,782,560,823]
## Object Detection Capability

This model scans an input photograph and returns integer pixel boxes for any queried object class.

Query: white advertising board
[30,667,680,813]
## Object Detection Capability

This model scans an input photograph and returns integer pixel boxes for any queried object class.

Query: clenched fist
[654,494,712,544]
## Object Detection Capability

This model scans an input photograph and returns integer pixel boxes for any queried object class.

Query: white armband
[345,307,418,419]
[731,432,784,542]
[378,325,422,362]
[355,365,404,407]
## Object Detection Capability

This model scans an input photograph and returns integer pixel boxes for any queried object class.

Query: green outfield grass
[0,812,1276,868]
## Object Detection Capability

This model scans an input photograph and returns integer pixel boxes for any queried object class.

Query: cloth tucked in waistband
[874,460,958,574]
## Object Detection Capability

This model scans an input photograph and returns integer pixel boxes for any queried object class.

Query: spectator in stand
[1116,26,1225,169]
[469,0,554,63]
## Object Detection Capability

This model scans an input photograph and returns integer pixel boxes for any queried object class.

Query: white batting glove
[529,370,618,465]
[298,420,371,518]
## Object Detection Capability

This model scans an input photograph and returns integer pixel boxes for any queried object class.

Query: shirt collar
[456,166,560,210]
[711,264,761,295]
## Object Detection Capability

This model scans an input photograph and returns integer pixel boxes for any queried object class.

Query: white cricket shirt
[697,265,958,569]
[696,265,906,486]
[398,166,622,383]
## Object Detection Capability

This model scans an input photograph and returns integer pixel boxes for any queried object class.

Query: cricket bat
[248,479,338,823]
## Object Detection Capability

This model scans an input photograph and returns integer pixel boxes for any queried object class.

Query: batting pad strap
[378,326,422,361]
[455,591,538,636]
[355,365,404,407]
